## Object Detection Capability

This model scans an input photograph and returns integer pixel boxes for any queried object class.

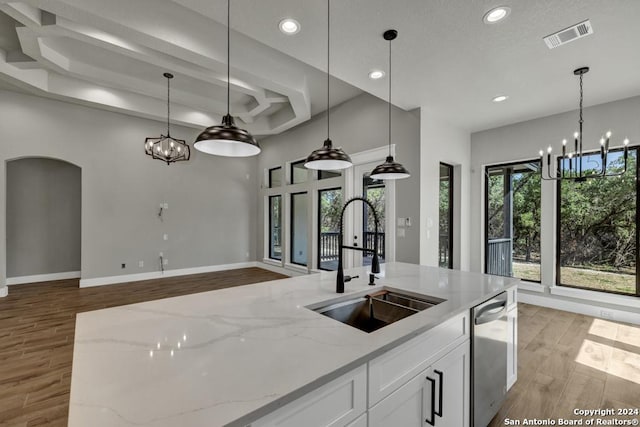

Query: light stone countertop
[69,262,519,427]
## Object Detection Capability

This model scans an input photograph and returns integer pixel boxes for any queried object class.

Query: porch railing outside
[487,238,513,277]
[319,232,385,262]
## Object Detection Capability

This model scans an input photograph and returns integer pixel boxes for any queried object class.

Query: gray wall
[0,90,257,290]
[257,93,421,265]
[470,95,640,288]
[7,158,81,277]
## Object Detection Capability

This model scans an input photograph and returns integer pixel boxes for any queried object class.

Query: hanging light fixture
[194,0,260,157]
[370,30,410,180]
[539,66,629,181]
[304,0,352,171]
[144,73,191,165]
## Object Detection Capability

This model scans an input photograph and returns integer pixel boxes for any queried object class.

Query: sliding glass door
[439,163,453,269]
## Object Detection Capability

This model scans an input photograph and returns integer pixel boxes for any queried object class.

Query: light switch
[163,234,168,241]
[397,218,406,227]
[405,217,412,227]
[398,228,406,238]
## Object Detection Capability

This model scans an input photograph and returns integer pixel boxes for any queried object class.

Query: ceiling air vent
[544,20,593,49]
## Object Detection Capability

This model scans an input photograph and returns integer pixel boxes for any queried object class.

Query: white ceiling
[1,0,639,135]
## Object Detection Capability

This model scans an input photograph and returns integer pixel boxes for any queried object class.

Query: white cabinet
[507,302,518,390]
[369,341,470,427]
[251,365,367,427]
[345,413,367,427]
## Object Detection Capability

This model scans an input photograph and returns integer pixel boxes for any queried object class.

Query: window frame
[268,195,282,261]
[290,191,309,267]
[290,160,308,185]
[439,162,454,269]
[484,158,542,283]
[555,146,640,297]
[268,167,282,189]
[317,187,342,271]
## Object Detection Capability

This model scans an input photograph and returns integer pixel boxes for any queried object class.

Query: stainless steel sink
[311,290,444,333]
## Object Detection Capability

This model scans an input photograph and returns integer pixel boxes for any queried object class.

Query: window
[439,163,454,269]
[268,196,282,260]
[363,176,385,266]
[318,188,342,270]
[558,147,639,296]
[269,167,282,188]
[485,160,541,282]
[318,170,341,180]
[291,160,308,184]
[291,192,308,266]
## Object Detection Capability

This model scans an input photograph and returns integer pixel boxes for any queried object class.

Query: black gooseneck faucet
[336,197,381,293]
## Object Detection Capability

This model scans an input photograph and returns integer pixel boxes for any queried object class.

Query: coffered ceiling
[1,0,639,135]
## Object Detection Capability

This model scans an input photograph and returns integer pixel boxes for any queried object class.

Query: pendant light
[304,0,352,171]
[538,66,629,181]
[144,72,191,165]
[370,30,410,180]
[194,0,260,157]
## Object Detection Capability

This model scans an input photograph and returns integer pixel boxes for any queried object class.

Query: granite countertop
[68,262,519,427]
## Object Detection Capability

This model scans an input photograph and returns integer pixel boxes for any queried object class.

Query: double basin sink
[309,289,445,333]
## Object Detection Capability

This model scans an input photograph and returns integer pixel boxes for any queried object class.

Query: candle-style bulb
[606,130,612,138]
[539,150,544,157]
[600,138,605,146]
[624,138,630,146]
[568,153,573,159]
[547,146,552,153]
[574,132,579,139]
[562,139,567,146]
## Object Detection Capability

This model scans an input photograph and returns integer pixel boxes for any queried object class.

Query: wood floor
[0,268,286,427]
[491,303,640,426]
[1,274,638,427]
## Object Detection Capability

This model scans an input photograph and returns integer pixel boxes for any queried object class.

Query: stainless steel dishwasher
[472,292,508,427]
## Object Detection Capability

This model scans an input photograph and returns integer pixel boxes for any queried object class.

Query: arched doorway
[6,157,81,285]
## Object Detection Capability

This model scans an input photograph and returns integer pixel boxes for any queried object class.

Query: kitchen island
[69,262,519,427]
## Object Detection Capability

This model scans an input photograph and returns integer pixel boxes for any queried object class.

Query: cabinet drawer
[251,365,367,427]
[368,312,469,406]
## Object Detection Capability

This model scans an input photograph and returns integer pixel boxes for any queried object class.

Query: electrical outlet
[138,261,144,268]
[600,310,614,320]
[163,258,169,266]
[397,218,406,227]
[121,263,126,269]
[246,251,250,258]
[406,217,412,227]
[163,234,168,241]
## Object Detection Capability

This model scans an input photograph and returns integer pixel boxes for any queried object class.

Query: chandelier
[539,67,629,181]
[145,72,190,165]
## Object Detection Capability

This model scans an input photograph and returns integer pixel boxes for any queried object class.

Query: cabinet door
[507,306,518,390]
[429,341,470,427]
[369,369,432,427]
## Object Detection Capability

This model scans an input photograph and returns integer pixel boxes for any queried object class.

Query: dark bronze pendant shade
[370,29,410,180]
[370,155,410,180]
[194,0,260,157]
[304,138,352,170]
[194,114,260,157]
[304,0,353,171]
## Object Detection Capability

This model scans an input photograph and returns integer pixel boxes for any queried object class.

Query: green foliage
[319,189,342,232]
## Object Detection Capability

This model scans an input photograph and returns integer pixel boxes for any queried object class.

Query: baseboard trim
[79,262,259,288]
[0,286,7,298]
[7,271,81,285]
[257,262,298,277]
[519,291,640,326]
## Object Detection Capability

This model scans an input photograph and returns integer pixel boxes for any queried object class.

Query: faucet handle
[344,275,359,283]
[368,274,380,286]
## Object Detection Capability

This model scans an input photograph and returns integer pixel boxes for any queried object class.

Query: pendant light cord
[227,0,231,116]
[326,0,330,140]
[166,75,171,136]
[388,36,392,156]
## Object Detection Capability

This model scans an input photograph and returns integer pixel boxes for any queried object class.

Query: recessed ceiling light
[368,70,385,80]
[279,18,300,35]
[492,95,509,103]
[483,6,511,24]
